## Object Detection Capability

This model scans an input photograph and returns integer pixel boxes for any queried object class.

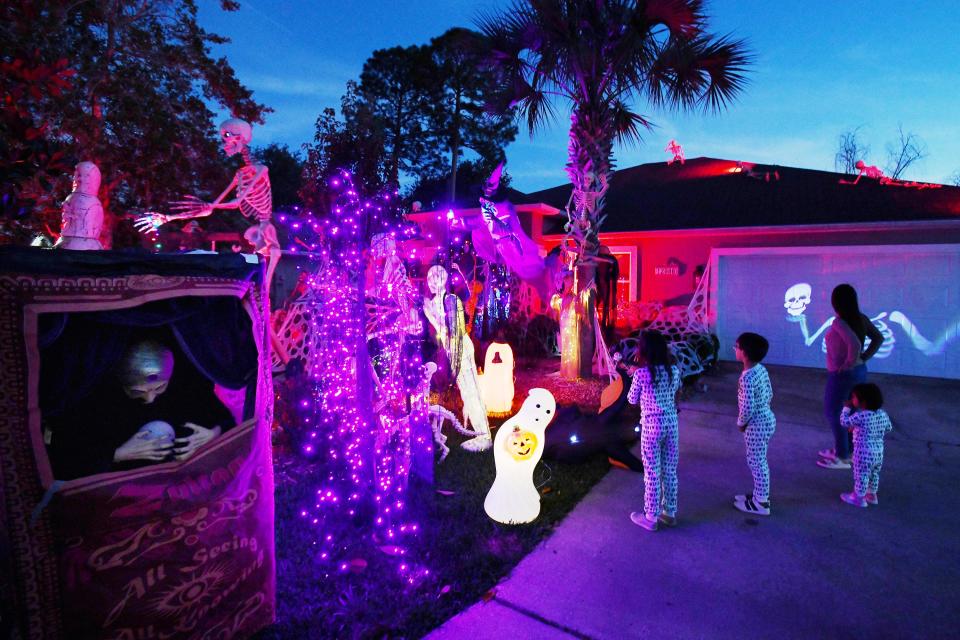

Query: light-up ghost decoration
[478,341,515,417]
[423,265,492,452]
[484,388,556,525]
[665,139,685,165]
[55,161,104,250]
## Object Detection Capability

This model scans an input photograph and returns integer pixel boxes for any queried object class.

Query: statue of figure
[55,161,104,250]
[134,118,281,289]
[423,265,491,452]
[850,160,888,185]
[665,139,685,165]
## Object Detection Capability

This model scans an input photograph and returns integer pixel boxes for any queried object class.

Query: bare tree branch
[835,126,869,174]
[884,124,927,179]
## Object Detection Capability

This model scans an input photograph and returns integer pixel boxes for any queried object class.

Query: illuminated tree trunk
[559,106,613,379]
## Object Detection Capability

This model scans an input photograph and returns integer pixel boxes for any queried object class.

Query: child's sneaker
[841,492,868,508]
[734,495,770,516]
[817,457,851,470]
[818,448,837,460]
[865,493,878,505]
[630,511,658,531]
[658,512,677,527]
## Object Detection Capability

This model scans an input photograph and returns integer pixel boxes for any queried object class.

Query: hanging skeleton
[563,167,608,259]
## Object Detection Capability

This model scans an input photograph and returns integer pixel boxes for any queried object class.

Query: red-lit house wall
[541,220,960,303]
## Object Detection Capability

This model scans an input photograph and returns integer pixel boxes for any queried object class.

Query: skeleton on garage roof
[134,118,281,290]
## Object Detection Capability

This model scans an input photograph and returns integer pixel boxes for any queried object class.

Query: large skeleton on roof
[135,118,282,290]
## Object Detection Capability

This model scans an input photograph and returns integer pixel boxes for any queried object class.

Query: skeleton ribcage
[237,170,273,222]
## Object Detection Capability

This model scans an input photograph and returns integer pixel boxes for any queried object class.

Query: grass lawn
[255,359,616,639]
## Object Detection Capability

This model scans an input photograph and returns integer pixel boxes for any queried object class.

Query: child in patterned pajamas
[733,332,776,516]
[627,330,682,532]
[840,383,893,508]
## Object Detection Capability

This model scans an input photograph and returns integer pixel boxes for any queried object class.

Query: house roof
[519,157,960,235]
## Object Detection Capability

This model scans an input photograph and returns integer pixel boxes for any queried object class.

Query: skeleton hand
[173,422,222,460]
[169,194,213,218]
[114,431,174,463]
[133,211,168,233]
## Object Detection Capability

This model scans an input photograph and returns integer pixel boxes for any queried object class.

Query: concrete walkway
[427,363,960,640]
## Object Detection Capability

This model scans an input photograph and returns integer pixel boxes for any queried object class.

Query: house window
[610,250,634,306]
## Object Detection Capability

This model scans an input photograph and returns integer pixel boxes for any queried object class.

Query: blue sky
[198,0,960,192]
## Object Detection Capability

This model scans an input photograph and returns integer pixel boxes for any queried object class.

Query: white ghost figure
[478,341,515,417]
[484,388,556,525]
[784,283,812,317]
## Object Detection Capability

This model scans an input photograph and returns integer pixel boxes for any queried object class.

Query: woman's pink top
[825,317,863,372]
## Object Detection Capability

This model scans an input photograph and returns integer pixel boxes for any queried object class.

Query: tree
[478,0,752,378]
[884,124,927,179]
[425,28,518,202]
[407,158,512,211]
[254,144,303,210]
[949,171,960,187]
[0,0,268,246]
[358,45,434,190]
[300,82,387,217]
[835,126,870,174]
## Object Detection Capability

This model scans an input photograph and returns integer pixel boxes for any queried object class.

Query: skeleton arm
[134,175,239,232]
[798,314,834,347]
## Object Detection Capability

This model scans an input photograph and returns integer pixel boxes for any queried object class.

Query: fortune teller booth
[0,248,275,639]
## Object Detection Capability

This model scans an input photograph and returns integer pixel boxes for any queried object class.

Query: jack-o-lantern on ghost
[484,388,556,525]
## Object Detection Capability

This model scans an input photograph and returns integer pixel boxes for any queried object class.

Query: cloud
[244,73,346,99]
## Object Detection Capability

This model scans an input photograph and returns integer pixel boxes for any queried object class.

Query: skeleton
[134,118,281,290]
[423,265,491,452]
[55,161,104,250]
[665,139,685,165]
[846,160,889,185]
[564,167,608,258]
[784,283,904,359]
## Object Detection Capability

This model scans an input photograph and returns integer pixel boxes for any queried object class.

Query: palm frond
[694,34,753,112]
[609,101,652,145]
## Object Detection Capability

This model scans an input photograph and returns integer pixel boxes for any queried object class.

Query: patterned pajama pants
[743,414,776,503]
[641,416,679,518]
[853,444,884,497]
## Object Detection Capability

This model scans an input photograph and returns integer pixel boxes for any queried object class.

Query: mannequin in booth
[48,339,236,480]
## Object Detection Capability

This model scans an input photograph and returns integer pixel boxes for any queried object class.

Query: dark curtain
[40,296,257,418]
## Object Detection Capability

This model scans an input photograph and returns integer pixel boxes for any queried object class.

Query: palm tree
[478,0,752,378]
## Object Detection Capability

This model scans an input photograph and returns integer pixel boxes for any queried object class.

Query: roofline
[414,202,562,219]
[540,217,960,240]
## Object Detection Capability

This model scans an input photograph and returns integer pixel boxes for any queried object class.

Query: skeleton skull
[784,283,812,316]
[219,118,252,157]
[427,265,448,296]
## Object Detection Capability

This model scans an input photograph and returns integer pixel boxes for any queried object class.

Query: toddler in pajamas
[627,330,682,532]
[840,383,893,508]
[733,332,776,516]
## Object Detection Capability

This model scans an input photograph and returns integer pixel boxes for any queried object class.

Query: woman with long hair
[817,284,885,469]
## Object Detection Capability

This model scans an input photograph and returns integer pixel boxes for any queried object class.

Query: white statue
[484,388,556,524]
[423,264,492,452]
[134,118,281,289]
[55,161,104,250]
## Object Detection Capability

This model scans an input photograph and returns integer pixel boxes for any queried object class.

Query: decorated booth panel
[0,249,275,639]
